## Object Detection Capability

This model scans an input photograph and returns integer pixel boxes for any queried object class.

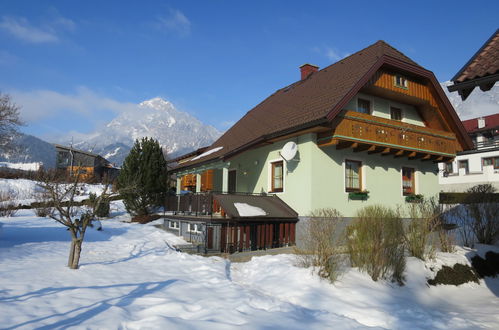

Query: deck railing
[164,191,268,217]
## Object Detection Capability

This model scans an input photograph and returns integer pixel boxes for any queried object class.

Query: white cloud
[0,14,75,44]
[9,87,137,123]
[157,9,191,36]
[313,46,350,62]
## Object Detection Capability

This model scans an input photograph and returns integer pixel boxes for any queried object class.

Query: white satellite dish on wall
[280,141,298,161]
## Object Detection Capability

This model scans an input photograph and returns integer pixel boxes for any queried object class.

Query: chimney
[478,117,486,129]
[300,63,319,80]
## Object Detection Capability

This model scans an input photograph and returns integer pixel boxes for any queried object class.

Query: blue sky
[1,0,497,141]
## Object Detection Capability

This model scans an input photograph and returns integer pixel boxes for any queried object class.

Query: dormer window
[394,75,408,89]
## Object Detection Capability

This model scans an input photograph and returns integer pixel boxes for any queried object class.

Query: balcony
[474,139,499,150]
[317,110,459,161]
[164,191,298,221]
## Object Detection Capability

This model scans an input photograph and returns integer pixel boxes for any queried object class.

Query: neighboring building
[440,28,499,191]
[167,40,472,253]
[54,144,119,181]
[447,29,499,100]
[439,112,499,192]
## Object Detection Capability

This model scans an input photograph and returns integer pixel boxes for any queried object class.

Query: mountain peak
[139,97,173,110]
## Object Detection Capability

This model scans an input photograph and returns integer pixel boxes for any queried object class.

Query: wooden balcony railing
[317,110,459,159]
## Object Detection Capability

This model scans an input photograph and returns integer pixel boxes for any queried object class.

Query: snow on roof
[190,146,223,161]
[234,202,267,217]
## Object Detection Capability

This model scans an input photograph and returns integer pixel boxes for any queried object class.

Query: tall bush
[294,208,344,282]
[404,196,447,260]
[347,205,405,285]
[117,138,168,216]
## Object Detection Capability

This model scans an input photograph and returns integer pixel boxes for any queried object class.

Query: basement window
[394,75,408,89]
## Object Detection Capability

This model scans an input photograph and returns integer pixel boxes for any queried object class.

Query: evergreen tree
[117,137,168,216]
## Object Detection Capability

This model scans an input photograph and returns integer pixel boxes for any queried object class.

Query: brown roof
[448,29,499,100]
[173,40,472,171]
[453,29,499,83]
[462,113,499,133]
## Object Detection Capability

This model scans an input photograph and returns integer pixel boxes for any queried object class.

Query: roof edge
[451,28,499,82]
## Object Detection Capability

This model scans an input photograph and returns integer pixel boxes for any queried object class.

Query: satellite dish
[280,142,298,161]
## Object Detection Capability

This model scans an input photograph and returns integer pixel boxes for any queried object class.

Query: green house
[166,40,472,253]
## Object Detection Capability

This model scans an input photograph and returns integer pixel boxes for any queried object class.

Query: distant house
[54,144,119,181]
[166,40,471,253]
[439,109,499,192]
[447,29,499,100]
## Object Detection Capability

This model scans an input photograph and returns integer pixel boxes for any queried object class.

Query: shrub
[451,184,499,247]
[0,192,18,217]
[131,214,161,224]
[471,251,499,278]
[428,263,479,286]
[294,208,344,283]
[89,193,110,218]
[404,196,439,260]
[347,205,406,285]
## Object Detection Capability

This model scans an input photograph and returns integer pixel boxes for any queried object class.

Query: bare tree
[38,169,113,269]
[0,92,23,149]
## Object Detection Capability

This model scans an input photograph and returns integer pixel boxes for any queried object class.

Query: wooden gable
[318,66,466,162]
[362,69,452,132]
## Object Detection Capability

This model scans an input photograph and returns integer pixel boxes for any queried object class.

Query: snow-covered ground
[0,178,105,206]
[0,161,41,171]
[0,202,498,329]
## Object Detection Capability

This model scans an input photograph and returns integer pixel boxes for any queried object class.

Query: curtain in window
[273,162,283,190]
[345,161,360,190]
[402,167,414,195]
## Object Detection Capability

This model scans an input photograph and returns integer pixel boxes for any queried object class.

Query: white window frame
[169,221,179,230]
[267,158,286,194]
[394,74,408,89]
[343,158,367,195]
[187,223,202,234]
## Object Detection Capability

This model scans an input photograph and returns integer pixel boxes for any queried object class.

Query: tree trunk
[68,239,76,267]
[69,238,83,269]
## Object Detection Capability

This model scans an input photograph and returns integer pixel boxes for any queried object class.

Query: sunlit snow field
[0,200,498,329]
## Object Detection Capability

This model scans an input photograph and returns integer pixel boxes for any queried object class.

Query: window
[483,157,499,169]
[187,223,201,233]
[444,162,453,174]
[390,107,402,121]
[394,75,408,89]
[458,160,469,174]
[357,98,371,114]
[271,161,284,192]
[345,160,362,192]
[169,221,179,229]
[402,167,415,196]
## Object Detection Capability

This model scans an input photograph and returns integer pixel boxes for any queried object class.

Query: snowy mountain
[71,98,222,165]
[0,133,56,168]
[442,82,499,120]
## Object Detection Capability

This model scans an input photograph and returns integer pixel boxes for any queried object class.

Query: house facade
[54,144,119,181]
[167,40,472,253]
[438,112,499,192]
